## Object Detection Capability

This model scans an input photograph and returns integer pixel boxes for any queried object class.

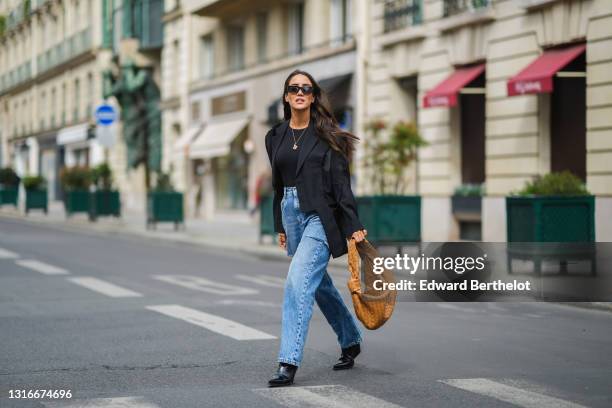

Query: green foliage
[454,183,485,197]
[153,172,174,192]
[515,171,590,196]
[23,0,31,19]
[22,175,46,190]
[0,15,6,37]
[0,167,20,187]
[91,163,114,190]
[362,119,428,195]
[60,166,92,191]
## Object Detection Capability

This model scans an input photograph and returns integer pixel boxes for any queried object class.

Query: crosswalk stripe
[153,274,259,295]
[15,259,69,275]
[0,247,19,259]
[235,273,285,288]
[146,304,276,340]
[67,277,143,298]
[439,378,588,408]
[253,384,405,408]
[42,396,161,407]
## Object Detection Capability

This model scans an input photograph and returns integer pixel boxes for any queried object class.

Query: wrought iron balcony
[443,0,490,17]
[383,0,423,33]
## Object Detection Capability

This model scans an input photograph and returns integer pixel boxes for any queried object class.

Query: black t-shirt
[275,125,309,187]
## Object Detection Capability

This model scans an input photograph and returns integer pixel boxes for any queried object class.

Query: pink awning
[423,64,485,108]
[507,44,586,96]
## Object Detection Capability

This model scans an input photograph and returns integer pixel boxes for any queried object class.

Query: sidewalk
[0,201,349,270]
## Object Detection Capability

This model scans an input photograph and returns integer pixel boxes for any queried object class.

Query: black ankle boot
[268,362,298,387]
[333,343,361,370]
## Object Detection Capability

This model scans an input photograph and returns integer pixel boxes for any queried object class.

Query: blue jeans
[277,186,363,367]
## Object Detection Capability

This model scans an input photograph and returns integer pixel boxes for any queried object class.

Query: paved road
[1,217,611,408]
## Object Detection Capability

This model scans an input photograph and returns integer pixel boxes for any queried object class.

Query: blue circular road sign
[95,104,117,126]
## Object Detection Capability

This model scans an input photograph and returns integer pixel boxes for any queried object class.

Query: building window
[40,91,46,130]
[287,2,304,56]
[62,83,67,125]
[443,0,490,18]
[330,0,352,42]
[86,73,94,118]
[227,26,245,72]
[256,12,268,63]
[199,34,214,79]
[74,79,80,122]
[51,88,57,128]
[191,101,201,123]
[383,0,422,33]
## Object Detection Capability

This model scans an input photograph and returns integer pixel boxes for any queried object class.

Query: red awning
[423,64,485,108]
[507,44,586,96]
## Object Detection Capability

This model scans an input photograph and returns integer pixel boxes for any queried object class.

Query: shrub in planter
[506,171,595,274]
[22,175,48,214]
[0,167,20,207]
[357,119,427,244]
[60,166,92,216]
[89,163,120,221]
[452,183,484,215]
[147,172,184,230]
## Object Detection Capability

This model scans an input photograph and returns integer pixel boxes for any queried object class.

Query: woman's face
[284,74,315,113]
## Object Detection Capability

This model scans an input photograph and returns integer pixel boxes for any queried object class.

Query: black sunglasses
[287,85,314,95]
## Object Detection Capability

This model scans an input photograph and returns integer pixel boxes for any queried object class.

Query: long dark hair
[282,69,359,161]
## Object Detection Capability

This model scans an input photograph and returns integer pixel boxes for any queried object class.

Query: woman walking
[264,70,367,387]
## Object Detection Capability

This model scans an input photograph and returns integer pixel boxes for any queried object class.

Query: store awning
[423,64,485,108]
[189,117,249,159]
[507,44,586,96]
[57,124,90,145]
[173,124,204,154]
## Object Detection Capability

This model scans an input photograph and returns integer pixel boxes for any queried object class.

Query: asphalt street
[0,216,611,408]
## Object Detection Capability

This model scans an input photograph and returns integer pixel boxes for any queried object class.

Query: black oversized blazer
[264,119,364,258]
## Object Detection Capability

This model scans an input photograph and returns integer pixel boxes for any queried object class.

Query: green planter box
[25,189,48,214]
[506,196,596,275]
[147,191,184,230]
[506,196,595,242]
[0,186,19,207]
[89,190,121,221]
[356,195,421,244]
[259,194,276,243]
[64,190,90,216]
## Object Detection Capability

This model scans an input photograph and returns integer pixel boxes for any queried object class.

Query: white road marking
[15,259,69,275]
[43,396,161,407]
[235,273,285,288]
[146,304,276,340]
[216,299,280,308]
[67,277,143,298]
[0,247,19,259]
[153,274,258,295]
[253,384,404,408]
[439,378,588,408]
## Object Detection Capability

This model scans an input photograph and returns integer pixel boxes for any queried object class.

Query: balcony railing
[196,33,354,82]
[0,61,32,93]
[36,28,92,74]
[383,0,423,33]
[443,0,490,17]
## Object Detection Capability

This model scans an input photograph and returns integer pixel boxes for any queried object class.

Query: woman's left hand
[351,229,367,243]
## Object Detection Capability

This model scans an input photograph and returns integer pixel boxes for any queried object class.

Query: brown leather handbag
[347,238,397,330]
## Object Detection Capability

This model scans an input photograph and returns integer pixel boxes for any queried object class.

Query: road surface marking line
[146,304,276,340]
[0,247,19,259]
[439,378,588,408]
[253,384,405,408]
[153,274,259,295]
[43,396,161,407]
[235,273,285,288]
[15,259,69,275]
[216,299,281,308]
[67,277,143,298]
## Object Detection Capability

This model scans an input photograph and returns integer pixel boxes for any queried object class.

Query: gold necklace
[290,126,307,150]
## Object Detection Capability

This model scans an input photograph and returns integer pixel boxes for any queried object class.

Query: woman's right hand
[278,233,286,250]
